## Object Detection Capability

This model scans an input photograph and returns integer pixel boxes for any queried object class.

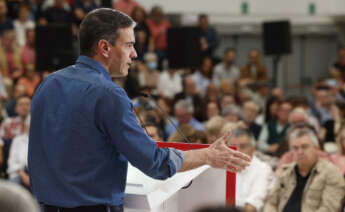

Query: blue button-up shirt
[28,56,184,207]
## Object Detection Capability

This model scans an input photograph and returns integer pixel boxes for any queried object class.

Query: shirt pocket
[305,182,323,208]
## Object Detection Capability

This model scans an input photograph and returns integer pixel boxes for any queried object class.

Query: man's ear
[98,39,111,58]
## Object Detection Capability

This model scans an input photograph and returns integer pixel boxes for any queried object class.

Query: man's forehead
[290,135,313,146]
[117,27,135,41]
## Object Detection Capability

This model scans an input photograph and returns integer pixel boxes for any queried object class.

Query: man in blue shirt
[28,8,250,212]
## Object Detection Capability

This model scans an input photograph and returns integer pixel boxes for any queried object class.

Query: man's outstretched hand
[179,130,251,172]
[206,131,251,172]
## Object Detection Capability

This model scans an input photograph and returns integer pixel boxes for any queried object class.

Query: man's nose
[131,48,137,58]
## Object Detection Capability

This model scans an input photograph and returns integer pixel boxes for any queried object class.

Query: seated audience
[205,116,226,144]
[158,68,183,99]
[0,0,13,35]
[0,29,23,81]
[174,76,205,122]
[192,56,214,97]
[5,83,27,117]
[242,100,262,140]
[17,63,41,97]
[165,99,205,137]
[13,3,34,47]
[213,48,240,85]
[240,49,268,81]
[7,125,29,189]
[143,122,162,142]
[330,125,345,176]
[258,100,292,155]
[220,94,236,111]
[168,124,207,144]
[222,104,241,123]
[228,128,274,212]
[264,128,345,212]
[21,28,35,66]
[205,101,220,121]
[276,122,331,170]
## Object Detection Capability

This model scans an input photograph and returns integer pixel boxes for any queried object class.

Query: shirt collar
[76,55,112,81]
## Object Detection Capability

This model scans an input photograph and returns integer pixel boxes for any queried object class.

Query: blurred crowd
[0,0,345,211]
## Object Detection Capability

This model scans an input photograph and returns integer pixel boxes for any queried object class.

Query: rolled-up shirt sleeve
[168,148,185,172]
[97,87,184,179]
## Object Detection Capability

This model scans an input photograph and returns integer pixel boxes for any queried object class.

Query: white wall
[138,0,343,24]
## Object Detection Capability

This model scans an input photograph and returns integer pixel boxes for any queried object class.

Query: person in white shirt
[228,127,274,212]
[192,56,213,97]
[7,132,30,188]
[213,48,240,86]
[158,68,183,98]
[13,4,35,46]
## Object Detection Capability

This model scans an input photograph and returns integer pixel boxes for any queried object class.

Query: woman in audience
[264,96,280,122]
[330,125,345,176]
[192,56,214,97]
[205,101,220,121]
[132,6,153,61]
[131,6,150,42]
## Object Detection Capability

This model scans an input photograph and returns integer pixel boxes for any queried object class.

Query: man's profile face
[108,27,137,78]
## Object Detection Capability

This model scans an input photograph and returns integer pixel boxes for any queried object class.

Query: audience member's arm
[315,168,345,212]
[257,125,269,152]
[179,131,250,173]
[244,204,257,212]
[17,169,30,187]
[245,165,275,211]
[262,171,281,212]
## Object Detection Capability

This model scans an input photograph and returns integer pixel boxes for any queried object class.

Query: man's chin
[110,70,128,78]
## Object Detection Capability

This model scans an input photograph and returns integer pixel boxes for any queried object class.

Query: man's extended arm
[179,131,250,173]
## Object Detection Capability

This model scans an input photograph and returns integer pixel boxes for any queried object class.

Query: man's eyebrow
[126,41,135,45]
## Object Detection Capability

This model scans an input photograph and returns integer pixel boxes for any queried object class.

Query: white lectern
[124,142,236,212]
[124,164,226,212]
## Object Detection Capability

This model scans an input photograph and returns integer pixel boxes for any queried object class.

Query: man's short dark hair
[224,47,236,55]
[79,8,135,57]
[198,13,208,21]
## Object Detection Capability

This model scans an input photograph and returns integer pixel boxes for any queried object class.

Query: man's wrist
[200,148,211,166]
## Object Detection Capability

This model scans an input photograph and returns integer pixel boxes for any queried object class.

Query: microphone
[138,92,193,148]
